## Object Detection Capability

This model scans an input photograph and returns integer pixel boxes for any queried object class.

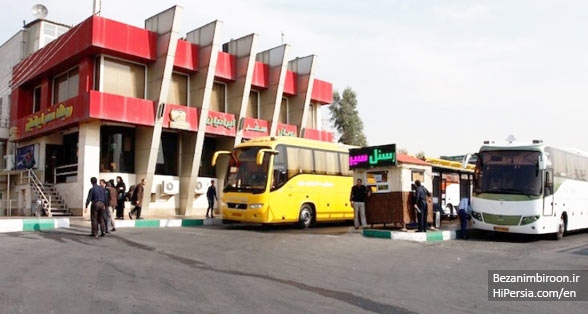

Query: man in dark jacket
[350,178,370,229]
[85,177,108,238]
[129,178,145,219]
[414,180,429,232]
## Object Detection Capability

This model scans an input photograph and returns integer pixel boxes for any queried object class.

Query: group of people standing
[84,176,145,238]
[350,178,434,233]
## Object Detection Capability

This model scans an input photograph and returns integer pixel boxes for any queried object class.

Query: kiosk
[350,145,433,229]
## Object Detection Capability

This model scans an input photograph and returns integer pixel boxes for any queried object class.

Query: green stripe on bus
[134,220,160,228]
[22,219,55,231]
[426,232,444,241]
[181,219,204,227]
[363,229,391,239]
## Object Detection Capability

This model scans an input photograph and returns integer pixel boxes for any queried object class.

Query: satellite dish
[32,4,48,19]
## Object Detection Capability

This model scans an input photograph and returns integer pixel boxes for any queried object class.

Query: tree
[329,87,367,146]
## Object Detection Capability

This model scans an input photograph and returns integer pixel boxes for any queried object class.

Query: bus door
[543,170,554,216]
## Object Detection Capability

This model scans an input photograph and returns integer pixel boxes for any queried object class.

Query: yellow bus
[212,136,354,228]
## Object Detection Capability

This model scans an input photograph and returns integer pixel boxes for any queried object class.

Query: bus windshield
[474,150,542,196]
[223,146,271,194]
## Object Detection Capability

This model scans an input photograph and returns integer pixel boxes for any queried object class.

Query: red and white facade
[5,6,333,216]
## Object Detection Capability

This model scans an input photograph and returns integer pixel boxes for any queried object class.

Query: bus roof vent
[532,139,543,144]
[483,140,490,144]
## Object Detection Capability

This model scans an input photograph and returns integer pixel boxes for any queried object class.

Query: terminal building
[0,5,333,217]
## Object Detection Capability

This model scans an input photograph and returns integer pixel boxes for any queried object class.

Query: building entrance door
[45,144,63,184]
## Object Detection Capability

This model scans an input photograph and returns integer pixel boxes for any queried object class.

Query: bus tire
[298,204,314,229]
[553,214,566,241]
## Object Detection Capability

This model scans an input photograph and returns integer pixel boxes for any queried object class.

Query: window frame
[168,72,189,106]
[279,97,289,124]
[96,54,148,99]
[33,85,42,113]
[247,90,260,118]
[99,125,136,173]
[52,66,79,105]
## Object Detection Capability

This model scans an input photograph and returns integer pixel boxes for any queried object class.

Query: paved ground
[1,220,587,314]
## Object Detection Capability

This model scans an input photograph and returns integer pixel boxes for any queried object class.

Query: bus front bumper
[470,213,557,234]
[222,208,266,223]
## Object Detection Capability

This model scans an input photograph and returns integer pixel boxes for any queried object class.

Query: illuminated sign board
[25,103,74,132]
[349,144,397,169]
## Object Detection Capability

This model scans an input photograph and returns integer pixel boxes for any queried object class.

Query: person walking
[84,177,108,238]
[115,176,126,219]
[350,178,370,229]
[414,180,429,232]
[129,178,145,219]
[206,180,218,218]
[106,180,117,232]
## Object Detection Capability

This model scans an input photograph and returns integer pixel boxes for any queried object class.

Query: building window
[53,67,79,104]
[41,23,69,47]
[0,97,7,128]
[168,72,188,105]
[412,170,424,183]
[100,126,135,173]
[199,137,217,178]
[210,82,226,112]
[156,132,178,175]
[246,90,260,118]
[33,86,42,113]
[306,103,316,128]
[63,132,79,166]
[99,56,146,99]
[366,170,390,193]
[279,97,289,123]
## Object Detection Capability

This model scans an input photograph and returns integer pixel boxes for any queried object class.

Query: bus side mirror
[256,149,279,165]
[212,151,232,166]
[538,154,546,170]
[461,153,472,169]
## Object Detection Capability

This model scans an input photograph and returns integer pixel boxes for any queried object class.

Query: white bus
[471,140,588,239]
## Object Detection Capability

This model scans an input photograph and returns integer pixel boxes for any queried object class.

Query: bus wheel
[298,205,313,229]
[553,215,566,240]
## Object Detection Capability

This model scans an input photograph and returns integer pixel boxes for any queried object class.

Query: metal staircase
[27,169,71,217]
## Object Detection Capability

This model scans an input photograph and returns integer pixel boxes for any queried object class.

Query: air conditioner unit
[161,180,180,195]
[195,177,210,194]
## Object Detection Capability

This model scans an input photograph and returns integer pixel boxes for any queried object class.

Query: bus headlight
[471,211,483,221]
[249,203,264,209]
[520,215,540,225]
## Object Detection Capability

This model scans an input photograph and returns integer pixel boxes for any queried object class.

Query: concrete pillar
[256,45,289,136]
[287,55,316,136]
[135,6,183,213]
[226,34,258,144]
[78,121,101,217]
[179,20,223,215]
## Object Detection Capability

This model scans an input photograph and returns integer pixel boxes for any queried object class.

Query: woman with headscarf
[115,176,126,219]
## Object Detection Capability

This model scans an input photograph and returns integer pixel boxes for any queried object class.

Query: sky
[1,0,588,157]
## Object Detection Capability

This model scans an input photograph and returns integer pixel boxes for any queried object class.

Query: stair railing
[27,169,52,217]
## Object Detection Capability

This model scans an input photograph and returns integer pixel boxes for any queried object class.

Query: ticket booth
[350,144,433,229]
